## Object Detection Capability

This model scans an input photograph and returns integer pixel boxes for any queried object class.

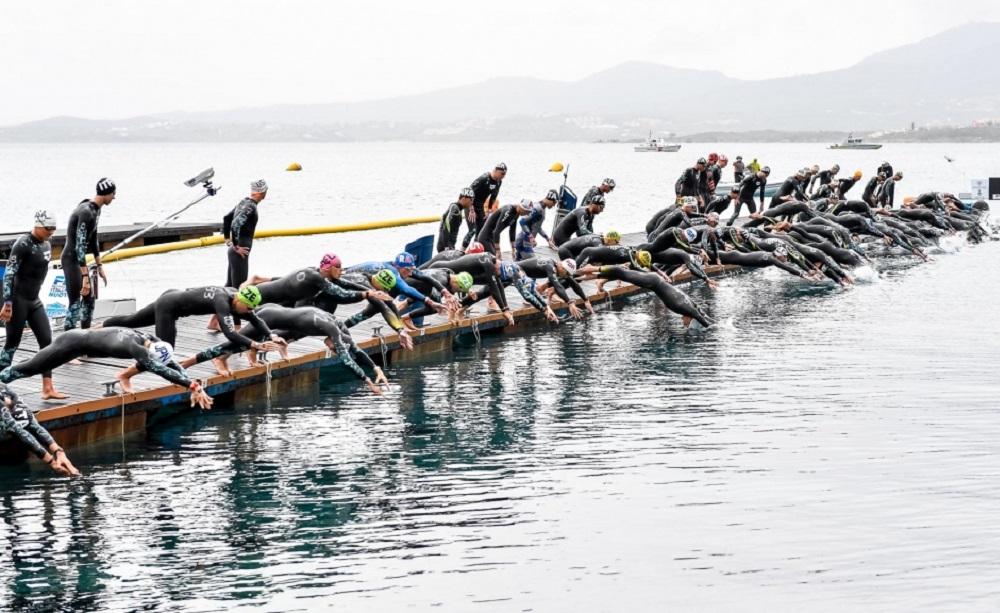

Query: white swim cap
[148,341,174,365]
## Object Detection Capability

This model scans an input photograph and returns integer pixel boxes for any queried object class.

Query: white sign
[971,179,988,199]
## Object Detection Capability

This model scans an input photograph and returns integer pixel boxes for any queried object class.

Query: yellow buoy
[286,162,302,171]
[549,162,564,173]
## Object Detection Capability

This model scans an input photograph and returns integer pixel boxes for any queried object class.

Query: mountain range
[3,22,999,142]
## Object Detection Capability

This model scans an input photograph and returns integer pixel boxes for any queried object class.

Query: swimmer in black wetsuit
[427,253,516,326]
[396,269,475,325]
[0,210,67,400]
[557,231,620,261]
[705,186,739,216]
[495,261,559,323]
[477,200,533,258]
[517,257,593,319]
[0,327,212,408]
[103,285,284,386]
[552,196,605,246]
[182,305,388,394]
[0,383,79,475]
[438,187,475,252]
[727,167,770,226]
[648,197,703,240]
[581,265,714,328]
[462,163,506,249]
[769,169,807,208]
[62,178,115,330]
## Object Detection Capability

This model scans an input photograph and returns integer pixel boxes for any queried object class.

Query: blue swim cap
[393,252,416,269]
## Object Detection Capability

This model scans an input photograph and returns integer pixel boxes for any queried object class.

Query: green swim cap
[605,230,621,243]
[373,269,397,291]
[454,271,474,293]
[236,285,262,308]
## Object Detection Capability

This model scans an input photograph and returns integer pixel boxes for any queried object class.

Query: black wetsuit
[552,207,595,246]
[496,264,549,312]
[575,245,633,267]
[420,249,464,270]
[557,234,604,261]
[428,254,509,311]
[222,197,259,289]
[877,162,893,180]
[674,167,702,199]
[638,227,699,255]
[862,177,882,205]
[837,177,858,197]
[517,257,587,303]
[478,204,521,255]
[2,233,54,376]
[0,383,55,459]
[104,286,269,349]
[646,205,676,236]
[61,199,101,330]
[580,186,604,207]
[649,248,710,282]
[256,267,366,307]
[437,202,467,252]
[462,172,502,248]
[190,305,377,382]
[729,174,767,225]
[705,195,733,216]
[878,177,898,209]
[649,209,702,240]
[769,176,805,207]
[0,328,194,388]
[830,200,874,218]
[808,169,836,194]
[760,200,812,221]
[596,266,712,327]
[717,250,807,278]
[396,268,453,320]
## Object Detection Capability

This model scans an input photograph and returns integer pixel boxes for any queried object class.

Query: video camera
[183,167,219,196]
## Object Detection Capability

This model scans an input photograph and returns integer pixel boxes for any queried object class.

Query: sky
[2,0,999,126]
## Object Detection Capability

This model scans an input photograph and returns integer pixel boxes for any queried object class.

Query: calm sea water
[0,143,999,611]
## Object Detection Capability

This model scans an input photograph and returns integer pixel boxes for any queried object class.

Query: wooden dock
[0,231,744,462]
[0,221,221,260]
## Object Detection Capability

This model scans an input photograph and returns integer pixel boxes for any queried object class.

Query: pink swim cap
[319,253,342,270]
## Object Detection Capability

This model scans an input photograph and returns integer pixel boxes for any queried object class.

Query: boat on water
[829,134,882,150]
[634,133,681,153]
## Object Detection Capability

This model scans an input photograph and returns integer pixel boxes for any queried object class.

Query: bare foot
[206,314,221,332]
[115,372,135,394]
[41,389,69,401]
[68,359,84,366]
[211,357,232,377]
[682,315,693,328]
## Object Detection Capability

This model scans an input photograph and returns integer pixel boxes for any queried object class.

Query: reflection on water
[2,243,1000,610]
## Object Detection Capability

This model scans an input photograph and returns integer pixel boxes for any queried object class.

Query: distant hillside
[2,23,999,142]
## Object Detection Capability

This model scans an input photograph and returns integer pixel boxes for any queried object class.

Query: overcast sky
[2,0,998,126]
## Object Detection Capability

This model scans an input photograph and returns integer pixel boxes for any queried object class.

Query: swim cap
[683,227,698,242]
[544,189,559,202]
[719,155,728,164]
[590,194,606,206]
[147,341,174,365]
[832,164,840,172]
[696,157,707,165]
[681,196,698,208]
[633,249,652,269]
[774,244,789,257]
[460,187,475,199]
[250,179,268,193]
[602,178,616,189]
[34,210,57,228]
[236,285,262,308]
[560,258,577,275]
[761,166,771,175]
[96,177,116,196]
[319,253,342,270]
[853,170,862,179]
[393,252,416,269]
[454,272,474,293]
[707,212,720,224]
[466,241,485,254]
[495,162,508,172]
[372,269,397,291]
[708,153,719,164]
[498,261,518,283]
[605,230,621,243]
